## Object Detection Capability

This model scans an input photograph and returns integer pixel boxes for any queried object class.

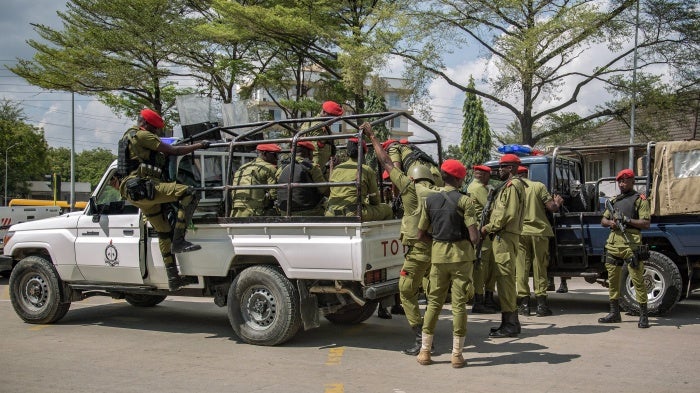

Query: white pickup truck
[2,112,435,346]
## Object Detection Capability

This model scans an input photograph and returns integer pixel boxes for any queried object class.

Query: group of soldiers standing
[119,106,652,365]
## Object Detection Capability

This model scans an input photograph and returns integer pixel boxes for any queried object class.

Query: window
[608,158,616,177]
[268,109,281,121]
[391,117,401,129]
[588,161,602,181]
[386,92,401,108]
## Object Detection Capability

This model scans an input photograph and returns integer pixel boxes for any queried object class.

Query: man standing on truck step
[599,168,651,328]
[363,123,442,355]
[415,159,478,368]
[383,139,444,187]
[480,153,526,338]
[515,169,563,317]
[467,164,499,314]
[118,108,211,291]
[276,141,329,216]
[325,137,393,220]
[230,143,281,217]
[302,101,343,180]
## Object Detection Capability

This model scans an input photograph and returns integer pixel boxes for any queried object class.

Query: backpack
[277,160,322,211]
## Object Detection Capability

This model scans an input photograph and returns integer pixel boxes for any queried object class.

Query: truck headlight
[3,231,14,246]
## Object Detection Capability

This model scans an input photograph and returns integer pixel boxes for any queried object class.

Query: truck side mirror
[89,196,101,223]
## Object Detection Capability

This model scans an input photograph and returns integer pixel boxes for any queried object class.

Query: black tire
[124,294,167,307]
[324,301,378,325]
[9,255,70,324]
[227,265,301,346]
[620,251,682,316]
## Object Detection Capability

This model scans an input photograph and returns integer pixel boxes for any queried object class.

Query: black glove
[200,140,211,149]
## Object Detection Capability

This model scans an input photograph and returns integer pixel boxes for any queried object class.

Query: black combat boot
[471,294,490,314]
[403,325,423,355]
[377,305,392,319]
[484,291,500,311]
[171,194,202,254]
[517,296,531,316]
[536,295,553,316]
[165,264,197,291]
[598,299,622,323]
[391,304,405,315]
[490,312,506,333]
[547,277,555,291]
[556,278,569,293]
[638,303,650,328]
[489,312,519,338]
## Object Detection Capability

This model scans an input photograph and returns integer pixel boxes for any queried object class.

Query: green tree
[443,144,462,160]
[76,148,117,188]
[460,76,491,167]
[9,0,201,123]
[394,0,698,145]
[0,100,50,204]
[48,147,116,189]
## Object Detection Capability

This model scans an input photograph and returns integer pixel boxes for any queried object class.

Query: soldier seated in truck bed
[326,137,393,220]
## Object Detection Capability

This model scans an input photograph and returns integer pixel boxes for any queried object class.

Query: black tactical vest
[612,191,640,220]
[277,160,322,211]
[425,190,468,242]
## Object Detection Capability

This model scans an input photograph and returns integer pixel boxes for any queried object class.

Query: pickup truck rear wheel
[324,301,378,325]
[620,250,682,316]
[228,265,301,346]
[9,255,70,324]
[124,294,167,307]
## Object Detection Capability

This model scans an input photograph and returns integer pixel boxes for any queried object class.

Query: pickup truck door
[75,179,145,284]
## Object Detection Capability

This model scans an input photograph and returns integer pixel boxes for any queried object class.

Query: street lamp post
[5,142,21,206]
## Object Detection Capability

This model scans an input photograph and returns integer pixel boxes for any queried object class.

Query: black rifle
[604,198,638,267]
[475,187,498,266]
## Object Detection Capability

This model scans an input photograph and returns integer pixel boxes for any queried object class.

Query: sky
[1,0,649,154]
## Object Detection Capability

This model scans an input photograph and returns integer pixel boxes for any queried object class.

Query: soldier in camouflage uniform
[276,141,328,216]
[383,139,444,187]
[599,169,651,328]
[416,159,478,368]
[118,108,210,291]
[363,123,442,355]
[325,137,392,220]
[467,164,499,314]
[230,144,281,217]
[516,169,563,317]
[301,101,343,180]
[481,154,526,338]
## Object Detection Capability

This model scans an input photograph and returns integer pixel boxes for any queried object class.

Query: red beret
[297,141,315,151]
[441,159,467,180]
[140,108,164,129]
[322,101,344,116]
[256,143,282,152]
[616,168,635,181]
[473,165,491,173]
[517,166,528,174]
[399,139,409,144]
[499,154,521,164]
[348,137,368,153]
[381,139,398,150]
[382,170,390,180]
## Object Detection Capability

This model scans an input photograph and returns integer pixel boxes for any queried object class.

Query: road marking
[323,383,344,393]
[28,325,50,331]
[325,346,344,365]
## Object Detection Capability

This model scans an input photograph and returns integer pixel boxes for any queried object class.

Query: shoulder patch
[640,194,647,200]
[506,180,513,187]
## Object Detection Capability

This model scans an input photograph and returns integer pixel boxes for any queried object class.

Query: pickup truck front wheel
[228,265,302,346]
[9,255,70,324]
[620,250,682,316]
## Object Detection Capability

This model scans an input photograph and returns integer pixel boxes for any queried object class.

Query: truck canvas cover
[651,140,700,216]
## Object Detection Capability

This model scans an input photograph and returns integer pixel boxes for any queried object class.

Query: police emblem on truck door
[104,240,119,267]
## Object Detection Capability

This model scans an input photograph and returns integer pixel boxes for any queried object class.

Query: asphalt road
[1,277,699,393]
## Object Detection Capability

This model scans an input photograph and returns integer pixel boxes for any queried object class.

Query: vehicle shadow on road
[53,300,237,340]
